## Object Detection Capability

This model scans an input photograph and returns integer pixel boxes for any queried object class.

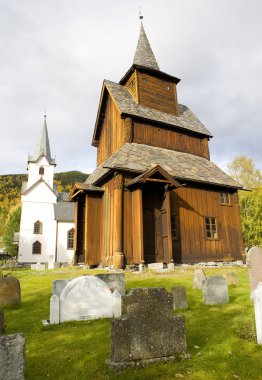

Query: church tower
[27,115,56,189]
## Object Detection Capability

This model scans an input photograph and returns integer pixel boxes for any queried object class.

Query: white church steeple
[27,115,56,189]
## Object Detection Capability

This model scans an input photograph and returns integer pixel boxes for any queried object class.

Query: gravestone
[0,277,21,306]
[110,288,187,370]
[167,262,175,270]
[193,268,206,289]
[0,333,25,380]
[95,273,126,296]
[202,276,229,305]
[31,263,46,271]
[148,263,164,270]
[0,311,3,334]
[50,276,122,324]
[171,286,188,309]
[247,246,262,298]
[52,280,70,297]
[223,271,240,286]
[253,282,262,344]
[48,262,61,270]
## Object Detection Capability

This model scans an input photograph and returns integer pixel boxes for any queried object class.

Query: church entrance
[142,184,170,264]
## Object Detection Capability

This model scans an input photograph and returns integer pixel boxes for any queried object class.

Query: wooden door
[142,185,165,263]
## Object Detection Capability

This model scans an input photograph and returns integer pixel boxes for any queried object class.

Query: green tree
[3,205,21,257]
[228,156,262,247]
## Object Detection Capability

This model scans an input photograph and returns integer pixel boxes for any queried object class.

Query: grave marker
[193,268,206,289]
[171,286,188,309]
[247,246,262,298]
[254,282,262,344]
[0,277,21,306]
[109,288,187,370]
[0,333,25,380]
[202,276,229,305]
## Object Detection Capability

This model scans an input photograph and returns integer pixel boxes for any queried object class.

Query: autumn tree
[3,205,21,257]
[228,156,262,247]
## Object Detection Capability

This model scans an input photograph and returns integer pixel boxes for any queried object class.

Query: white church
[18,116,75,265]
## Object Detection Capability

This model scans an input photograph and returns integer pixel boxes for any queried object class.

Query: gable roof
[85,143,241,189]
[126,165,181,189]
[22,177,57,197]
[92,80,212,145]
[133,22,160,71]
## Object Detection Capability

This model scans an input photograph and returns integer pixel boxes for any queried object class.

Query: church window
[220,192,230,205]
[67,228,74,250]
[205,217,218,239]
[34,221,43,234]
[39,166,45,175]
[32,241,41,254]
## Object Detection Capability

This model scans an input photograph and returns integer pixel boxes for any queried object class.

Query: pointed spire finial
[44,108,47,120]
[139,7,143,20]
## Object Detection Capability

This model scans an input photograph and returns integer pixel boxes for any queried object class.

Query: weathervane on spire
[139,7,143,20]
[44,108,47,120]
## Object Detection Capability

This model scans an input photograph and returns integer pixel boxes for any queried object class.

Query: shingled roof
[85,143,240,189]
[95,80,213,139]
[133,22,160,71]
[54,201,74,222]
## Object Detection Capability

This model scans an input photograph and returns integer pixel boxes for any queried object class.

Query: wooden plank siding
[171,186,244,263]
[136,71,179,115]
[133,121,210,159]
[84,193,103,265]
[97,96,126,165]
[125,71,138,102]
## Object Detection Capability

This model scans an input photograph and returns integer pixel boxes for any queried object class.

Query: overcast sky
[1,0,262,176]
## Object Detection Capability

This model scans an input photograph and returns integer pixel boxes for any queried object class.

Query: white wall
[56,222,75,263]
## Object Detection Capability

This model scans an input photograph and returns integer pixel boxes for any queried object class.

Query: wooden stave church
[70,22,244,268]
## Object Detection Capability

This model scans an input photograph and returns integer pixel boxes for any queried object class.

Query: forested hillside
[0,171,88,244]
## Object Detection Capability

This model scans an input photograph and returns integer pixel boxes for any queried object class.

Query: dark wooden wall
[171,186,244,263]
[136,71,178,115]
[125,71,138,102]
[133,121,210,159]
[97,96,125,165]
[84,193,102,265]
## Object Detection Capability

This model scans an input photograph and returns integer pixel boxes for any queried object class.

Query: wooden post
[132,188,144,264]
[84,194,89,265]
[113,173,124,269]
[165,188,173,263]
[72,201,78,266]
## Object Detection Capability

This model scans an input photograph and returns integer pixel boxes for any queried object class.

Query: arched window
[34,221,43,234]
[39,166,45,175]
[67,228,74,250]
[32,241,41,254]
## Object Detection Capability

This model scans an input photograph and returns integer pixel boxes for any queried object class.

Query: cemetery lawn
[2,266,262,380]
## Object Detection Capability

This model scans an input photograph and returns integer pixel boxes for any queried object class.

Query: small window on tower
[39,166,44,175]
[34,221,43,234]
[166,85,170,91]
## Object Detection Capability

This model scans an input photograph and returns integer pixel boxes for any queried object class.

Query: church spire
[133,22,160,71]
[28,115,55,164]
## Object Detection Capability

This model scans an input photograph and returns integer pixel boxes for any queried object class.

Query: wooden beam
[165,190,173,263]
[132,188,144,263]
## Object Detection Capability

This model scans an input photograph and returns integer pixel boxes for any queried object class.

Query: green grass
[1,267,262,380]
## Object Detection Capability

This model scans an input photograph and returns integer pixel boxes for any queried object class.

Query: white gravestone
[59,276,121,323]
[50,295,60,324]
[254,282,262,344]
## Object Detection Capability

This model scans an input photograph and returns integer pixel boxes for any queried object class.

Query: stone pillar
[113,173,124,269]
[50,295,60,324]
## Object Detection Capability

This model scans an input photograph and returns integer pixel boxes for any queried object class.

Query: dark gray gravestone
[109,288,187,370]
[0,277,21,306]
[0,311,3,334]
[247,246,262,297]
[95,273,126,296]
[0,333,25,380]
[171,286,188,309]
[202,276,229,305]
